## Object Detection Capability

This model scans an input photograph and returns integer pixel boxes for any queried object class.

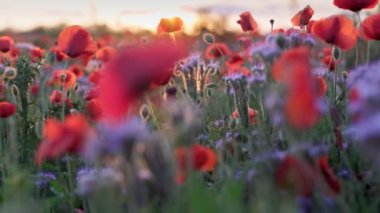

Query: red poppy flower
[0,36,14,53]
[306,20,316,33]
[34,114,91,165]
[96,46,117,63]
[68,64,85,77]
[312,15,357,51]
[86,99,102,120]
[318,156,341,195]
[84,87,100,101]
[99,38,188,122]
[237,12,258,33]
[273,47,320,129]
[30,47,45,62]
[291,5,314,27]
[50,46,69,62]
[30,84,40,96]
[49,90,63,105]
[232,107,259,125]
[88,70,102,85]
[0,101,16,118]
[333,0,378,12]
[205,43,230,60]
[276,155,318,196]
[360,14,380,40]
[175,144,217,184]
[157,17,183,33]
[226,53,244,68]
[323,55,336,71]
[51,70,77,89]
[57,25,97,62]
[272,47,310,83]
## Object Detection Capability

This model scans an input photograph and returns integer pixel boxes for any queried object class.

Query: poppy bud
[74,83,80,91]
[139,104,150,121]
[203,33,215,44]
[11,84,19,97]
[333,47,341,61]
[342,71,349,80]
[276,34,288,49]
[3,67,17,80]
[66,90,71,98]
[206,83,217,89]
[164,86,177,100]
[206,88,213,97]
[60,73,66,83]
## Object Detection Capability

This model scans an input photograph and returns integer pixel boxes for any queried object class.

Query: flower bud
[203,33,215,44]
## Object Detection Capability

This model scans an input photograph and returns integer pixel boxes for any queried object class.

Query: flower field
[0,0,380,212]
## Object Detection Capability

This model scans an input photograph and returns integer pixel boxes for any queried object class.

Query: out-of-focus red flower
[157,17,183,33]
[0,36,14,53]
[49,90,63,105]
[360,14,380,40]
[175,144,217,184]
[273,47,320,129]
[50,46,69,62]
[57,26,97,64]
[51,70,77,89]
[226,53,244,68]
[99,38,188,122]
[291,5,314,27]
[232,107,259,125]
[276,155,318,196]
[7,48,20,60]
[237,12,258,33]
[69,64,85,77]
[96,46,117,63]
[318,156,341,195]
[273,47,309,83]
[323,55,336,71]
[312,15,357,51]
[49,90,72,108]
[238,36,252,50]
[333,0,378,12]
[348,88,362,123]
[0,101,16,118]
[30,84,40,96]
[86,99,102,120]
[306,20,316,33]
[35,115,91,165]
[96,35,115,48]
[314,76,328,97]
[205,43,230,60]
[84,87,100,101]
[88,70,102,85]
[30,47,45,62]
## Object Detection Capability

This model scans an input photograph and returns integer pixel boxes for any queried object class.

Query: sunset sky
[0,0,361,33]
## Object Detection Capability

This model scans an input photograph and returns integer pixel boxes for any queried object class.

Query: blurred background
[0,0,347,34]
